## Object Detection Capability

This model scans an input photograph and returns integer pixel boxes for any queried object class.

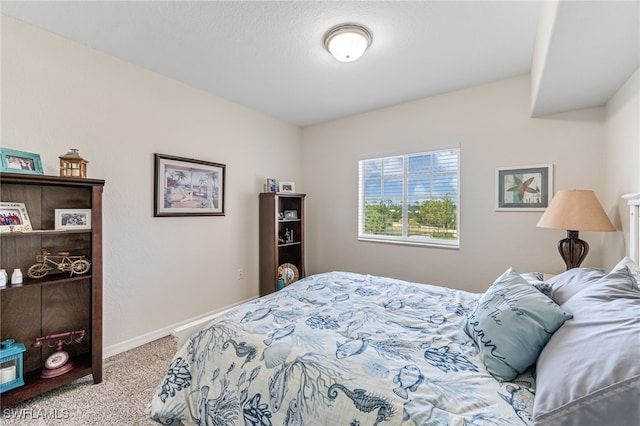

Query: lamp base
[557,230,589,270]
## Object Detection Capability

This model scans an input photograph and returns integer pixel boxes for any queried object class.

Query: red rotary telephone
[31,330,86,378]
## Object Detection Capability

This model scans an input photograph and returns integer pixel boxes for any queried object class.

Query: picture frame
[55,209,92,230]
[154,153,226,217]
[496,164,553,211]
[283,210,298,220]
[0,148,44,175]
[0,202,32,232]
[266,178,277,193]
[278,181,295,192]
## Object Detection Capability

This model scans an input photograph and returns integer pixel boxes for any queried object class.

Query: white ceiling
[1,1,638,127]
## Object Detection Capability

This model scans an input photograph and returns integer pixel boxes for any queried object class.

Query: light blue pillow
[520,271,544,282]
[464,267,572,381]
[520,271,553,297]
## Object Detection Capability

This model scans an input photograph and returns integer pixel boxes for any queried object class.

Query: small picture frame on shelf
[284,210,298,220]
[280,228,293,244]
[265,178,277,193]
[0,148,44,175]
[279,181,295,192]
[55,209,92,230]
[0,202,32,233]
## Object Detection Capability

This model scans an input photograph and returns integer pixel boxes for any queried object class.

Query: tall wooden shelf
[259,193,306,296]
[0,172,104,408]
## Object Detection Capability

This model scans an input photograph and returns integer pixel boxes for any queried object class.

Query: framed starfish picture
[495,164,553,211]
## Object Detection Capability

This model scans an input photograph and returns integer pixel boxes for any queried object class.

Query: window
[358,148,459,247]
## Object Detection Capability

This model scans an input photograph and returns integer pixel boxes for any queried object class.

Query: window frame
[358,147,460,248]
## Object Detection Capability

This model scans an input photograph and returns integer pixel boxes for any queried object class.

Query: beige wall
[301,75,611,292]
[603,68,640,268]
[3,15,637,354]
[1,16,303,352]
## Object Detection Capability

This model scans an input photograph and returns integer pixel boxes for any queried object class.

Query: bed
[147,194,640,426]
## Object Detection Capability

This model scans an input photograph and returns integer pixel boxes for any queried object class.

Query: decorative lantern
[0,339,26,393]
[59,148,88,178]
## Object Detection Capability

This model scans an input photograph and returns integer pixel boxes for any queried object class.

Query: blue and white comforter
[147,272,535,425]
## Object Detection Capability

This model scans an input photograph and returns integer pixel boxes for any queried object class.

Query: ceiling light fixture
[324,24,372,62]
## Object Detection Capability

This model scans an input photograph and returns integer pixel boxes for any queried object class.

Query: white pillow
[544,267,606,305]
[533,267,640,425]
[610,257,640,290]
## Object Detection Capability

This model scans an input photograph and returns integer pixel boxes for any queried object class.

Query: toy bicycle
[27,250,91,279]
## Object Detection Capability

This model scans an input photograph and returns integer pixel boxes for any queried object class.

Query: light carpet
[1,336,177,425]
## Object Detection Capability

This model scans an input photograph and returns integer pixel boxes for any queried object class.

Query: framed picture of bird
[495,164,553,211]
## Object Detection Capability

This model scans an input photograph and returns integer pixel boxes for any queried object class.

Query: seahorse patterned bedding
[147,271,538,425]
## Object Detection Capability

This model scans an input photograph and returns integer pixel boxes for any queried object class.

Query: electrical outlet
[237,269,245,280]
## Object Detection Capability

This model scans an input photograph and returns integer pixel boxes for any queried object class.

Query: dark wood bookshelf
[0,355,91,408]
[0,172,104,409]
[259,192,306,296]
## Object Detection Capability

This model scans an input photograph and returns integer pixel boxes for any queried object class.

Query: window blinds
[358,148,459,247]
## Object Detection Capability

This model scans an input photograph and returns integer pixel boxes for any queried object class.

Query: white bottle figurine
[11,268,23,286]
[0,269,7,288]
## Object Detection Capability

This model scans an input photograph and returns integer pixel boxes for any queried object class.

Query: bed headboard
[623,192,640,264]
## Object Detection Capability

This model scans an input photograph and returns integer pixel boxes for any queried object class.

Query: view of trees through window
[358,148,459,246]
[363,196,457,239]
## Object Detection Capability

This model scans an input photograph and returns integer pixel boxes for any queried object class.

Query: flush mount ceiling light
[323,24,372,62]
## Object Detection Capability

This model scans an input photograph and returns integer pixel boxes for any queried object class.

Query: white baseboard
[103,296,257,359]
[103,326,173,359]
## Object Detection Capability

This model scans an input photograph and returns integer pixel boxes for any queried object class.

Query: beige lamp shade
[536,190,615,232]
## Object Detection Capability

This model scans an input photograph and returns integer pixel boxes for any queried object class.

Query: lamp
[536,189,615,270]
[324,24,372,62]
